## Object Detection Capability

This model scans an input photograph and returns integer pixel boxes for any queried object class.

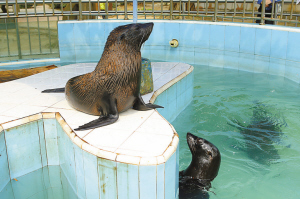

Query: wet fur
[179,133,221,198]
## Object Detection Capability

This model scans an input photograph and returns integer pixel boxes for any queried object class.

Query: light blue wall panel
[253,55,269,74]
[147,22,165,46]
[37,120,47,167]
[98,158,117,199]
[209,25,225,50]
[44,119,59,165]
[165,47,180,62]
[150,45,167,61]
[75,45,93,63]
[224,51,239,70]
[195,48,210,66]
[239,53,255,73]
[0,131,10,192]
[179,47,195,64]
[209,49,224,68]
[104,22,120,41]
[285,60,300,83]
[270,30,288,60]
[89,22,106,46]
[225,26,240,52]
[157,164,165,199]
[0,182,14,199]
[5,121,42,179]
[74,145,86,199]
[286,31,300,62]
[179,23,195,47]
[74,23,90,46]
[165,23,180,42]
[165,151,177,199]
[89,45,104,62]
[139,165,156,199]
[58,23,75,47]
[194,24,210,49]
[41,167,51,190]
[11,168,47,199]
[175,146,180,198]
[240,27,255,54]
[269,58,285,77]
[255,28,272,57]
[83,151,100,199]
[117,162,139,199]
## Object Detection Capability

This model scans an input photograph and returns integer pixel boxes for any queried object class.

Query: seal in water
[179,133,221,199]
[42,23,163,131]
[228,102,286,165]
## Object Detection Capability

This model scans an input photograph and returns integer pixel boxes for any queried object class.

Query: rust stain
[0,65,57,83]
[13,178,18,181]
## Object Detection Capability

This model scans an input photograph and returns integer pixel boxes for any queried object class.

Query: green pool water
[173,65,300,199]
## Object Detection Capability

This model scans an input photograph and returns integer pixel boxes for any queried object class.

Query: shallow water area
[173,65,300,199]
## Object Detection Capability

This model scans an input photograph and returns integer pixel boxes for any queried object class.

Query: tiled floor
[0,62,191,160]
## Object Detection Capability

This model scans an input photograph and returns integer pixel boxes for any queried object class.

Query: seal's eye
[207,151,213,157]
[197,139,204,145]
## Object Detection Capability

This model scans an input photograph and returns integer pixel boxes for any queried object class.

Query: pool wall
[0,112,180,199]
[57,20,300,83]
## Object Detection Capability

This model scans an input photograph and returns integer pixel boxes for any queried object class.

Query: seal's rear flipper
[74,114,119,131]
[133,94,164,111]
[42,88,65,93]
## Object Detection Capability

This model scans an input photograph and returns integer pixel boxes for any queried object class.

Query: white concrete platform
[0,62,193,165]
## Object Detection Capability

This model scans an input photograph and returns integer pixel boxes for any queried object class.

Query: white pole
[133,0,137,23]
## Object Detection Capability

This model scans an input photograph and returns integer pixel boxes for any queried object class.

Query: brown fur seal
[179,133,221,198]
[42,22,163,131]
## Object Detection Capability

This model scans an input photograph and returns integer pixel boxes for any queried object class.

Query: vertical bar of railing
[124,0,128,19]
[205,0,208,16]
[47,17,52,53]
[260,0,266,24]
[43,0,46,16]
[25,0,28,16]
[179,0,182,16]
[170,0,173,20]
[89,0,92,19]
[79,0,83,20]
[15,0,18,17]
[252,0,255,19]
[271,0,275,18]
[97,0,100,17]
[37,17,42,54]
[27,18,32,54]
[280,0,284,20]
[243,0,246,20]
[197,0,200,15]
[290,0,294,20]
[15,18,22,59]
[188,0,190,15]
[234,0,237,17]
[34,0,37,16]
[133,0,137,22]
[214,0,218,21]
[161,0,163,17]
[115,0,118,19]
[52,0,55,15]
[105,0,108,19]
[152,0,154,18]
[143,0,146,19]
[70,0,73,15]
[61,0,63,15]
[225,0,228,16]
[6,0,9,17]
[5,19,11,57]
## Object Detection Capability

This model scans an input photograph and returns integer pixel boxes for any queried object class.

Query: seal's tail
[42,88,65,93]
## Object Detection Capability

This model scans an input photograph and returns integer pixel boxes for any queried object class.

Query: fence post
[260,0,266,24]
[214,0,218,22]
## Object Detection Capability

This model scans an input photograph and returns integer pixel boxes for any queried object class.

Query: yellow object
[100,3,105,10]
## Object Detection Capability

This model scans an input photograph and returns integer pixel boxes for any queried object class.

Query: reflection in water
[229,102,287,166]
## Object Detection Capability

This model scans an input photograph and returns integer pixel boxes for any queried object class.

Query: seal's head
[185,132,221,181]
[105,22,154,51]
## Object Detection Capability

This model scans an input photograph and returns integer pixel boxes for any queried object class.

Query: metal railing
[0,0,299,62]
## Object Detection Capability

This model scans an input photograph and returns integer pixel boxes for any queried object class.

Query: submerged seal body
[179,133,221,198]
[42,23,162,130]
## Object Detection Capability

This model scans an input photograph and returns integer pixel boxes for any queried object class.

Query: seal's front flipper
[75,97,119,131]
[133,94,164,111]
[74,114,118,131]
[42,88,65,93]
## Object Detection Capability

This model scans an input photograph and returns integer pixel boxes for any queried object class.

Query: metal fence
[0,0,299,62]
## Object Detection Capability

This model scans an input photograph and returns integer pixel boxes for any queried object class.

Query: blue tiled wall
[0,117,179,199]
[58,20,300,84]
